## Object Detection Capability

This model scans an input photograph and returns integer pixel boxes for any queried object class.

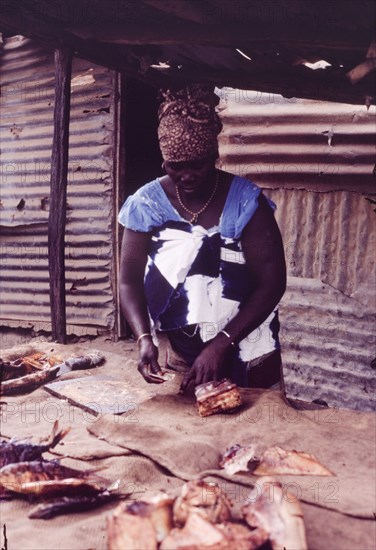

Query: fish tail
[42,421,71,451]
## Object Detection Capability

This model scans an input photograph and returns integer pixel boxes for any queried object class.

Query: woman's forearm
[120,280,163,382]
[208,193,286,353]
[210,193,286,352]
[119,228,154,339]
[119,282,152,339]
[212,280,286,352]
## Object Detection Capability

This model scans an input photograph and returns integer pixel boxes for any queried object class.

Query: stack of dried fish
[195,379,243,417]
[0,421,119,519]
[0,350,105,396]
[107,478,307,550]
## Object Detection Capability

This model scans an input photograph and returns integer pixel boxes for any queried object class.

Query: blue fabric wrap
[118,176,275,238]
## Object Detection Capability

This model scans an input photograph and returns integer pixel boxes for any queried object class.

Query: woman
[119,85,286,393]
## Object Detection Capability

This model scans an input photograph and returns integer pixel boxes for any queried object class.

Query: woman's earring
[161,162,166,173]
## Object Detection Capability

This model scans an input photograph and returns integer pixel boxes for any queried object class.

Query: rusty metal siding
[218,90,376,193]
[0,35,117,335]
[218,91,376,410]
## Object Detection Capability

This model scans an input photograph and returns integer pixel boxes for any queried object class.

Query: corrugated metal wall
[218,89,375,192]
[0,35,117,336]
[218,90,376,411]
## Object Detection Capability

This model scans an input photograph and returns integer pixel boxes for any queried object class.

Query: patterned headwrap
[157,84,222,162]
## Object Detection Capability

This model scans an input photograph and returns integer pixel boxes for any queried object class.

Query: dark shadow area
[122,78,163,199]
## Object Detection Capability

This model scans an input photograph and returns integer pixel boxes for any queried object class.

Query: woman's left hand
[179,343,226,393]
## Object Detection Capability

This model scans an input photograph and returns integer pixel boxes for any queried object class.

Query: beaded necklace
[175,172,219,224]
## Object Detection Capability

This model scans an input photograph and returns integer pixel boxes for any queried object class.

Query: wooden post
[48,47,73,343]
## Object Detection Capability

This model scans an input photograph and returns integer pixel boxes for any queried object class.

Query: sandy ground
[1,331,375,550]
[0,328,140,359]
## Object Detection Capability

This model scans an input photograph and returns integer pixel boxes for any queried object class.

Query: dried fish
[0,353,63,383]
[216,523,269,550]
[161,513,224,549]
[0,351,103,393]
[0,459,106,496]
[107,494,175,549]
[242,476,307,550]
[0,359,33,381]
[28,490,118,519]
[161,513,269,550]
[173,480,232,526]
[107,481,274,550]
[54,350,106,376]
[20,478,105,497]
[219,444,333,477]
[63,351,105,370]
[107,504,158,550]
[195,379,243,417]
[254,446,333,477]
[0,420,70,467]
[219,444,259,476]
[0,365,59,395]
[20,352,53,370]
[125,494,174,542]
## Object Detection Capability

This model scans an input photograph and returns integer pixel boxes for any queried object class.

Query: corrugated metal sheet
[217,90,376,410]
[279,277,375,412]
[270,188,376,411]
[0,35,117,335]
[266,188,376,305]
[217,90,376,192]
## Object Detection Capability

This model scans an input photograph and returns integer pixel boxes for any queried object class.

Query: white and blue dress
[118,175,280,387]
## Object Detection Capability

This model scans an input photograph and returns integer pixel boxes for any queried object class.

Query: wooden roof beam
[70,21,372,51]
[150,64,374,105]
[143,0,207,24]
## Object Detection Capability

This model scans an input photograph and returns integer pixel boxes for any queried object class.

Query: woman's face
[164,155,217,196]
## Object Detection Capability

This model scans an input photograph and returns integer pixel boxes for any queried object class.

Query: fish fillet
[242,476,307,550]
[254,446,333,476]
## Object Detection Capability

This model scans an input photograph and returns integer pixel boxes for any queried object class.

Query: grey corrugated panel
[264,188,376,303]
[0,228,114,329]
[1,127,114,149]
[270,187,375,412]
[0,35,117,334]
[279,277,375,411]
[218,91,376,192]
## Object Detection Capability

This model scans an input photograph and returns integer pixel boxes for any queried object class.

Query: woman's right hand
[119,228,164,384]
[137,338,164,384]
